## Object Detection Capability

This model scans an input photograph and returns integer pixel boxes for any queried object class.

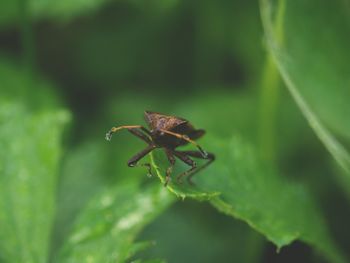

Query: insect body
[106,111,215,186]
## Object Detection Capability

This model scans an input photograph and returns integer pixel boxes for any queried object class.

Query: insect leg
[127,145,156,176]
[164,149,176,187]
[172,151,197,184]
[106,125,151,141]
[180,150,215,160]
[177,151,215,185]
[159,129,208,158]
[127,128,152,144]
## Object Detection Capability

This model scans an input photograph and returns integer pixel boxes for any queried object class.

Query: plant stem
[258,53,280,162]
[258,0,286,162]
[19,0,36,76]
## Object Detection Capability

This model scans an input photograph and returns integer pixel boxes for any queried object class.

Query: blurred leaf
[57,181,174,263]
[125,240,158,261]
[50,140,110,258]
[138,200,264,263]
[151,136,347,263]
[260,0,350,175]
[0,0,113,27]
[0,102,70,263]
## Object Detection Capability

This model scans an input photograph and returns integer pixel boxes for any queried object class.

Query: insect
[105,111,215,186]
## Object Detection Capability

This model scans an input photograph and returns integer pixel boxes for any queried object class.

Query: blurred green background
[1,0,350,262]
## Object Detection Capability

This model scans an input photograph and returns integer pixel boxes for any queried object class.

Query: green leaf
[0,102,70,263]
[51,141,110,257]
[57,181,174,263]
[152,136,347,263]
[138,201,264,263]
[124,240,158,261]
[260,0,350,175]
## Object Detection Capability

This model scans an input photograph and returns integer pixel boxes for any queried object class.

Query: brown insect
[105,111,215,186]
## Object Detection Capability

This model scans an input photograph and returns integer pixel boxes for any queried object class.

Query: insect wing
[144,111,187,130]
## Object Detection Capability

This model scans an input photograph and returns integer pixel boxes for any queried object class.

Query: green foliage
[51,140,109,255]
[152,136,346,263]
[1,0,350,262]
[138,201,264,263]
[0,103,69,262]
[57,182,173,262]
[0,60,174,262]
[260,0,350,175]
